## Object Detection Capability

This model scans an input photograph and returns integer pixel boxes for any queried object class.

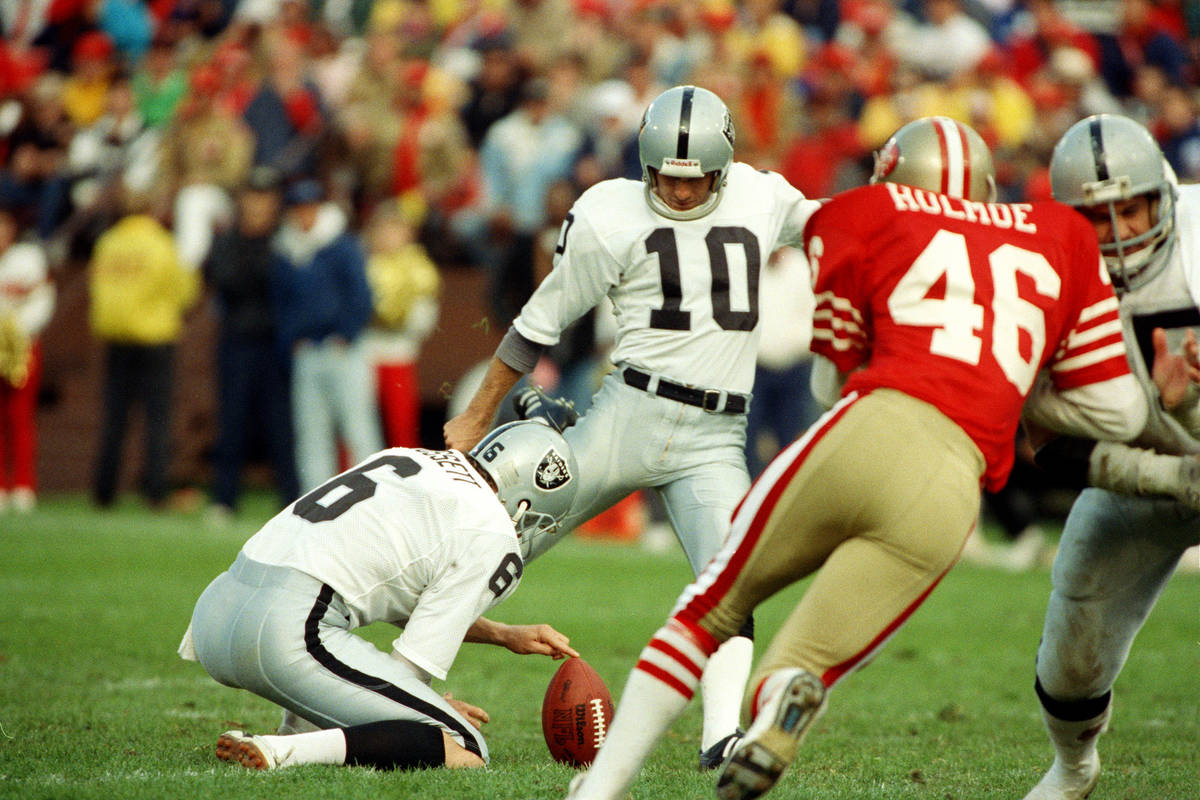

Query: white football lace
[590,697,607,747]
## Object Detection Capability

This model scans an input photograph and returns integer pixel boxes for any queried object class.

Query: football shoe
[716,669,826,800]
[1022,754,1101,800]
[216,730,291,770]
[512,385,580,433]
[698,729,744,771]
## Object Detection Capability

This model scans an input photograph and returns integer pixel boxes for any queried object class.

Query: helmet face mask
[869,116,997,203]
[468,420,579,561]
[639,85,735,221]
[1050,114,1177,291]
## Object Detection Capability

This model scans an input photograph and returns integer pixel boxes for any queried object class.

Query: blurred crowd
[1,0,1198,516]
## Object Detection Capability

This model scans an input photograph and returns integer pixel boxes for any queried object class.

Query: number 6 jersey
[514,162,822,394]
[806,183,1134,491]
[240,447,522,681]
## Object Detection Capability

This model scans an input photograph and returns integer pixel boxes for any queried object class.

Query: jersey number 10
[646,226,761,332]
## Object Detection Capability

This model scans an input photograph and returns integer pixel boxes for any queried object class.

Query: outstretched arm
[444,356,524,451]
[465,617,580,659]
[1029,327,1200,509]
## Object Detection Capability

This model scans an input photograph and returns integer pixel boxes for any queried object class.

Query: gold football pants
[670,389,986,709]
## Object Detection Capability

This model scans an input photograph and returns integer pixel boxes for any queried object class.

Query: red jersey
[805,183,1129,490]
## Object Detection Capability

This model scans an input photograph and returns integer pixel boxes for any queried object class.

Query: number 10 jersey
[514,162,822,394]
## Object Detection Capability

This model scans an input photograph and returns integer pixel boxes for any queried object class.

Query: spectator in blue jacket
[270,177,382,492]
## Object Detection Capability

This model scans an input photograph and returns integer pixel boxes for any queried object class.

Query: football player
[561,117,1159,800]
[1022,114,1200,800]
[444,84,822,766]
[178,421,580,771]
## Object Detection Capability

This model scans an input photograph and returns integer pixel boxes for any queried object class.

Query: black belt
[622,367,747,414]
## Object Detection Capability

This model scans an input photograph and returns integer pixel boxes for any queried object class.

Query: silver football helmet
[638,85,735,220]
[1049,114,1178,291]
[870,116,997,202]
[468,420,578,561]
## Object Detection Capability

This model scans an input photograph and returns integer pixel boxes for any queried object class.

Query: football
[541,657,614,767]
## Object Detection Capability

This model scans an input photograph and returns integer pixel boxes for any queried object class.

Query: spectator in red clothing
[210,39,257,116]
[1098,0,1194,97]
[0,204,55,513]
[736,50,796,168]
[833,2,896,99]
[1006,0,1101,89]
[0,41,46,99]
[390,61,432,199]
[8,0,90,74]
[779,63,867,199]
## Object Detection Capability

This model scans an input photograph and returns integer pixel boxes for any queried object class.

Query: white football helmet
[870,116,997,202]
[1050,114,1178,291]
[638,85,735,220]
[468,420,578,561]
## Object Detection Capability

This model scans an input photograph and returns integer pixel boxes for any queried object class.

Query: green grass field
[1,495,1197,800]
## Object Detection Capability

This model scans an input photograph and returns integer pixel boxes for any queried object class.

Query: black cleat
[699,730,744,771]
[512,385,580,432]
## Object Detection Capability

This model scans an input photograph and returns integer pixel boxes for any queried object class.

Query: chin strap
[643,181,724,221]
[511,499,531,529]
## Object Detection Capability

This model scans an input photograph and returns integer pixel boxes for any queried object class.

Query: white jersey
[514,162,821,394]
[241,447,522,681]
[1120,183,1200,455]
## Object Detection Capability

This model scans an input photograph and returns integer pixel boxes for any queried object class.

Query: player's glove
[512,385,580,433]
[1088,441,1200,511]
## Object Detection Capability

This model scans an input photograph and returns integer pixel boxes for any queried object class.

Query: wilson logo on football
[535,451,570,490]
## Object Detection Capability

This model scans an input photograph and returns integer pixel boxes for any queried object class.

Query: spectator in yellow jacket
[89,184,199,509]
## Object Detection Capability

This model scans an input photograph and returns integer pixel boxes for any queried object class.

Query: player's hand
[444,411,490,452]
[1151,327,1200,410]
[443,692,489,729]
[502,624,580,660]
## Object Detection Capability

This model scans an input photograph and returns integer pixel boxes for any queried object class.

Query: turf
[0,495,1196,800]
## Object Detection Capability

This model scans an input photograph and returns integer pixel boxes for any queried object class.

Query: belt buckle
[702,389,722,412]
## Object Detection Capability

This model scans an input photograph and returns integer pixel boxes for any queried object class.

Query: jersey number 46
[887,229,1061,394]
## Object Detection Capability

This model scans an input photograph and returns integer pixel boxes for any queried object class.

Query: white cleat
[716,669,826,800]
[216,730,289,770]
[1022,754,1101,800]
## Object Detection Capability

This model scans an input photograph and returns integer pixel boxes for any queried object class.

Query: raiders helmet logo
[722,112,735,147]
[535,449,571,490]
[872,140,900,182]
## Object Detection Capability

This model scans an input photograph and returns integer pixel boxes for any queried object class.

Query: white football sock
[1043,703,1110,769]
[699,634,753,750]
[569,623,714,800]
[259,728,347,767]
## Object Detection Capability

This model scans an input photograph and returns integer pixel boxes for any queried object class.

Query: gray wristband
[496,326,544,374]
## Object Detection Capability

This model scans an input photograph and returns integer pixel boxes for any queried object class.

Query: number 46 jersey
[806,183,1132,492]
[240,447,522,681]
[515,162,821,394]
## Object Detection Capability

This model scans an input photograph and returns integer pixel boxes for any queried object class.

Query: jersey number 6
[293,455,421,522]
